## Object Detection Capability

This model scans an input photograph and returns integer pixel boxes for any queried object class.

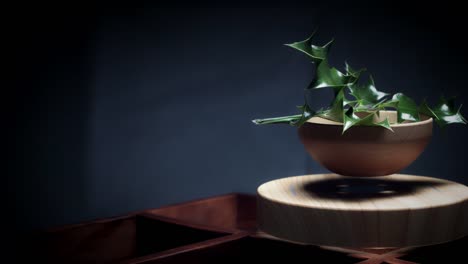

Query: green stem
[252,114,302,125]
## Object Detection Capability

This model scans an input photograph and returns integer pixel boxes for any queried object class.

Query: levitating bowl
[298,111,433,176]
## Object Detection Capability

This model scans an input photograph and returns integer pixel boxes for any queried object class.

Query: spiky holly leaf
[375,117,393,131]
[284,32,333,63]
[421,97,467,127]
[392,93,420,122]
[308,60,357,92]
[343,108,394,134]
[317,88,345,122]
[291,104,315,126]
[379,98,399,109]
[343,107,370,133]
[348,75,389,107]
[419,99,438,119]
[343,93,358,108]
[345,62,366,78]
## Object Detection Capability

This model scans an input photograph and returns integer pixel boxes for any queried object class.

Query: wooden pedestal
[257,174,468,248]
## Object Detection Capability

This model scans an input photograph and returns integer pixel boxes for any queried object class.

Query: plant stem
[252,114,302,125]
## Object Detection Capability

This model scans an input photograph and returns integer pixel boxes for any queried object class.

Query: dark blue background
[13,2,468,231]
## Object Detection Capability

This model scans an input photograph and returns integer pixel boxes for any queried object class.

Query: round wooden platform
[257,174,468,248]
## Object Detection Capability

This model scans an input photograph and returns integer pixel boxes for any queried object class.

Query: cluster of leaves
[252,32,466,133]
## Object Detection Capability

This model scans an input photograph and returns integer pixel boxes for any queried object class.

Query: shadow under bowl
[298,111,433,176]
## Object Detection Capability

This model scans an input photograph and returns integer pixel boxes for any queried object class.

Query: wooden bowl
[298,111,433,176]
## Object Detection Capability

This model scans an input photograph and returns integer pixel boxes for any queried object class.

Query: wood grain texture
[257,174,468,248]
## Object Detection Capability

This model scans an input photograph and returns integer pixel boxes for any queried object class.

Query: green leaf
[308,60,357,91]
[375,117,394,131]
[342,107,361,133]
[425,97,467,127]
[343,107,375,133]
[343,95,358,108]
[348,75,389,106]
[379,98,399,109]
[343,108,394,134]
[317,88,345,122]
[419,99,438,119]
[284,32,333,63]
[345,62,366,78]
[392,93,420,122]
[291,104,315,126]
